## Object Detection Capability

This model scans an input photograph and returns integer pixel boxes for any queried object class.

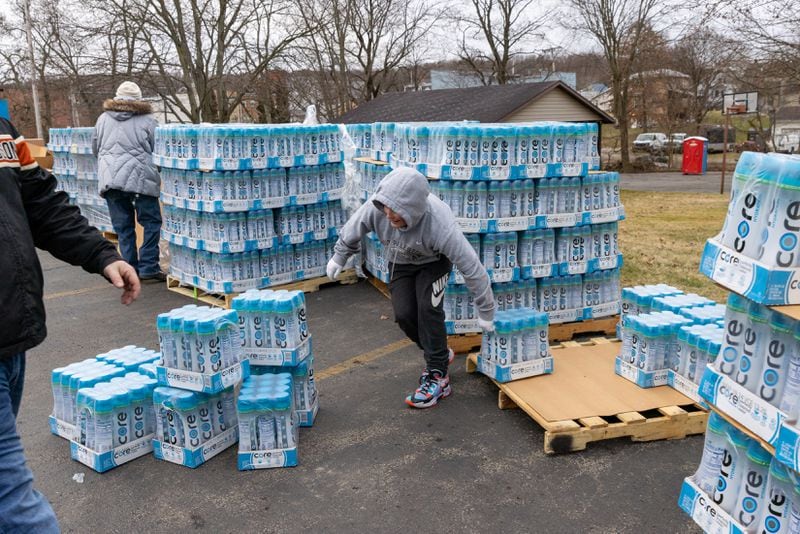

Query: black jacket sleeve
[13,124,121,274]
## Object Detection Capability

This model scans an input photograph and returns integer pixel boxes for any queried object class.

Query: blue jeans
[0,353,59,533]
[105,189,162,277]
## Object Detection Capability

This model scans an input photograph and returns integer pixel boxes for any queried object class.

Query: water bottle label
[525,164,547,178]
[708,242,756,296]
[597,256,620,270]
[496,218,529,232]
[544,213,579,227]
[222,158,239,170]
[450,166,471,180]
[489,166,510,180]
[455,219,482,232]
[589,206,621,224]
[561,163,583,176]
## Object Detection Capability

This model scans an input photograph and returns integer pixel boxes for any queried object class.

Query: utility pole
[22,0,44,138]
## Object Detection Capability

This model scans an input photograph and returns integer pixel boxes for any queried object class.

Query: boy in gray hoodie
[327,167,496,408]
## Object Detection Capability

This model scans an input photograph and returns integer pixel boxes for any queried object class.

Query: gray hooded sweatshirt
[333,167,496,321]
[93,99,160,198]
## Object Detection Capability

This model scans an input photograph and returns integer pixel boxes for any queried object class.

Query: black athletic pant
[388,255,452,375]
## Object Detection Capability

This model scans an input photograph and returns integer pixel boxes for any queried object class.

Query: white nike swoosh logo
[431,273,448,308]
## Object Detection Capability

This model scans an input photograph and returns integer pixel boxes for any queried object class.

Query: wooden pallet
[466,338,708,454]
[166,269,359,308]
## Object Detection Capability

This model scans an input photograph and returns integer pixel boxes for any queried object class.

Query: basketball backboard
[723,92,758,114]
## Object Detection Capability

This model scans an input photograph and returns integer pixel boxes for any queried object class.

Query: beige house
[337,80,615,134]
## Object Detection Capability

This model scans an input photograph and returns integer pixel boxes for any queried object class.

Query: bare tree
[672,27,739,131]
[347,0,437,100]
[734,0,800,84]
[456,0,548,85]
[566,0,669,171]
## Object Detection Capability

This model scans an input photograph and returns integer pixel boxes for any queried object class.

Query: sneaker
[405,370,451,409]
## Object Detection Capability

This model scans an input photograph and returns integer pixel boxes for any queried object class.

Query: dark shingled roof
[337,81,615,124]
[777,106,800,121]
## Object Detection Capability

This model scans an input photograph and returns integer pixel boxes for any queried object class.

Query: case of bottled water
[155,305,250,393]
[151,386,239,468]
[231,289,312,366]
[70,372,159,472]
[237,373,299,469]
[48,127,114,233]
[477,309,553,382]
[700,152,800,305]
[679,409,800,534]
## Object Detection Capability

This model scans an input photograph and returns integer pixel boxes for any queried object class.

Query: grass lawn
[618,190,730,303]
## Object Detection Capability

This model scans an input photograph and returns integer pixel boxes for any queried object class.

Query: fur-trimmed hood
[102,98,153,121]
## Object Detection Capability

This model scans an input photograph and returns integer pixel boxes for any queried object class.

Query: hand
[103,260,141,305]
[326,258,343,281]
[478,317,495,332]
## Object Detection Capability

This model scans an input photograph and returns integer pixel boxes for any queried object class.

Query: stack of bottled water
[157,122,347,295]
[236,373,299,469]
[153,123,342,169]
[231,289,319,425]
[712,294,800,414]
[477,309,552,382]
[621,284,685,318]
[388,122,600,177]
[619,311,694,372]
[673,323,724,384]
[74,372,159,453]
[49,346,162,471]
[351,122,622,330]
[231,289,310,358]
[682,411,800,532]
[717,152,800,269]
[155,305,245,378]
[48,127,113,233]
[152,386,238,458]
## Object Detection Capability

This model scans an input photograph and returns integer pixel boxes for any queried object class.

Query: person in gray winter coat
[327,167,496,408]
[93,81,164,281]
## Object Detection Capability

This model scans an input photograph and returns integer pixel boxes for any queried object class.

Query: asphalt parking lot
[18,251,702,533]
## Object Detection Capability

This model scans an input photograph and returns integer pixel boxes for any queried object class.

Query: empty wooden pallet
[466,338,708,454]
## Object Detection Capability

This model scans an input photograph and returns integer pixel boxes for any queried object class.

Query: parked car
[667,133,687,153]
[632,133,668,153]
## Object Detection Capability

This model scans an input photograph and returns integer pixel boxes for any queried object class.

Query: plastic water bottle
[779,324,800,421]
[735,302,772,393]
[763,156,800,268]
[717,293,750,377]
[755,459,794,534]
[732,440,773,528]
[755,311,794,406]
[713,426,752,514]
[694,411,732,494]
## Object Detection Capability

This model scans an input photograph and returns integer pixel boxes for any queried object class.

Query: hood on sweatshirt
[102,99,153,122]
[371,167,430,231]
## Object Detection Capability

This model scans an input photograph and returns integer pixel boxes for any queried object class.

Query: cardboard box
[678,477,746,534]
[244,337,312,367]
[155,359,250,394]
[153,426,238,468]
[698,365,786,445]
[614,357,670,388]
[70,435,153,473]
[668,370,706,405]
[26,138,54,170]
[48,415,75,440]
[237,447,298,470]
[699,237,800,305]
[476,355,554,383]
